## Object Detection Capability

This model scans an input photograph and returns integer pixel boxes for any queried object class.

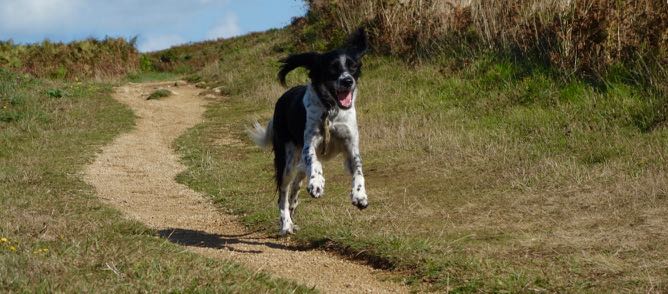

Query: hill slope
[151,28,667,292]
[0,69,312,292]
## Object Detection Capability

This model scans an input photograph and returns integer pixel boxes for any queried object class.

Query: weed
[139,55,155,72]
[46,88,64,98]
[146,89,172,100]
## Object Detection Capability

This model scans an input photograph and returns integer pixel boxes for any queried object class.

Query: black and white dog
[249,28,369,235]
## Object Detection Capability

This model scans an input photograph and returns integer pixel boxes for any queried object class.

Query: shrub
[0,37,139,80]
[299,0,668,80]
[146,89,172,100]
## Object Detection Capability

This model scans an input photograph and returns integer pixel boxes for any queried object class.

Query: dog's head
[278,28,369,110]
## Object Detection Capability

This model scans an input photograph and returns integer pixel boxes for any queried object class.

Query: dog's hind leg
[278,143,298,235]
[288,170,305,230]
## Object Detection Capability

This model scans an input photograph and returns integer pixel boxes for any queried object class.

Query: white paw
[307,174,325,198]
[279,227,294,236]
[279,220,295,236]
[351,186,368,210]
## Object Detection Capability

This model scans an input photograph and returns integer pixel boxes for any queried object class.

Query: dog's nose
[340,76,354,87]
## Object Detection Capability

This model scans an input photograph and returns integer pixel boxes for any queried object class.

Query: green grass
[169,29,668,292]
[146,89,173,100]
[125,71,181,83]
[0,68,314,293]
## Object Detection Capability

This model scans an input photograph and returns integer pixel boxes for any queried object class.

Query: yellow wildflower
[9,246,16,252]
[33,248,49,254]
[0,237,7,243]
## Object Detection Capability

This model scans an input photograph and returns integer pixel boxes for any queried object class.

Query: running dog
[249,28,369,235]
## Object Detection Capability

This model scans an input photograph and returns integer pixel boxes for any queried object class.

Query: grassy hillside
[155,27,667,292]
[0,68,312,292]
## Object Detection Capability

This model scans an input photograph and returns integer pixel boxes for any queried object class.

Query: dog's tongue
[337,91,352,107]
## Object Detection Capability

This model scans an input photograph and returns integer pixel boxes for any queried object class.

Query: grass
[169,29,668,292]
[302,0,668,82]
[146,89,173,100]
[0,38,139,80]
[125,71,181,83]
[0,68,314,293]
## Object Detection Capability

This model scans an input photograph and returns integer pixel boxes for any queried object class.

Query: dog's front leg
[345,133,368,209]
[303,130,325,198]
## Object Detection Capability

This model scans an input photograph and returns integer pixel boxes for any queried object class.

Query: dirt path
[83,81,407,293]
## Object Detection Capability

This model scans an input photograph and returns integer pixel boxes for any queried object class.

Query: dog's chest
[316,115,355,160]
[329,121,353,139]
[321,110,356,140]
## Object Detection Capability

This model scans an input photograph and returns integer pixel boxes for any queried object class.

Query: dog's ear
[278,52,320,87]
[346,28,369,60]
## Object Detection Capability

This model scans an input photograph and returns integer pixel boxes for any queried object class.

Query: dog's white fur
[249,120,272,148]
[251,84,368,235]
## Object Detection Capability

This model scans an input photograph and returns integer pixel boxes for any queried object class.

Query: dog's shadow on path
[158,228,310,254]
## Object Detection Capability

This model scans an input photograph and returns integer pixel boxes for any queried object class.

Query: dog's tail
[247,120,273,149]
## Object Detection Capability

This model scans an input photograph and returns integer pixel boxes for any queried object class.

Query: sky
[0,0,307,52]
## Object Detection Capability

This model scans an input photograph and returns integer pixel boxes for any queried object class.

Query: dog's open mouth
[337,90,353,108]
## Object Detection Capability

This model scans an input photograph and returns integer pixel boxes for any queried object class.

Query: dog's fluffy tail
[247,120,273,149]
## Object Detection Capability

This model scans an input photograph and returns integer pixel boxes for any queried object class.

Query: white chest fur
[303,85,360,161]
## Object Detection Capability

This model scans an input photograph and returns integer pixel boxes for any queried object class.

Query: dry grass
[301,0,668,81]
[0,38,139,80]
[0,69,313,292]
[167,29,667,292]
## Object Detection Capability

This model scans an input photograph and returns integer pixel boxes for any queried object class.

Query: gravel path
[83,81,407,293]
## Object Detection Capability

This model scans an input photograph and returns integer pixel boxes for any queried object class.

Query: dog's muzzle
[336,76,354,109]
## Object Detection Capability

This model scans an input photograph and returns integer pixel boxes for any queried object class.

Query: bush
[0,37,139,80]
[299,0,668,80]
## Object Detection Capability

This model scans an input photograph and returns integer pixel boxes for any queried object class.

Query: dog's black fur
[271,85,307,189]
[271,28,368,190]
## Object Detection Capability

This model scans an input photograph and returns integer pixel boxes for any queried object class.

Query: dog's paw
[351,187,368,210]
[279,222,295,236]
[279,227,295,236]
[307,174,325,198]
[278,216,296,236]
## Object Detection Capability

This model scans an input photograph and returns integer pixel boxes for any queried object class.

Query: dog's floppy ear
[278,52,319,87]
[346,28,369,59]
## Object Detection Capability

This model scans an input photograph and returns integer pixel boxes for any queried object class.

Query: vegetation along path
[83,81,406,293]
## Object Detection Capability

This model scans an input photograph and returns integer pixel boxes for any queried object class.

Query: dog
[248,28,370,235]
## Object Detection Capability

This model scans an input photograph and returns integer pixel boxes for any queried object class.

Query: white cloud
[0,0,302,51]
[0,0,82,31]
[0,0,231,40]
[205,13,241,40]
[139,34,186,52]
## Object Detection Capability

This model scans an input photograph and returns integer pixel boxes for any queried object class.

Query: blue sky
[0,0,306,52]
